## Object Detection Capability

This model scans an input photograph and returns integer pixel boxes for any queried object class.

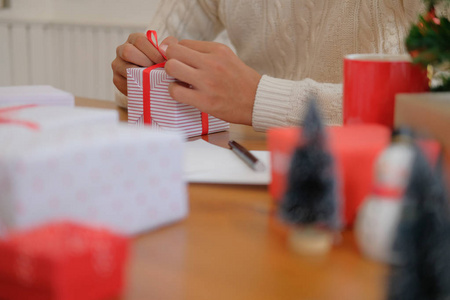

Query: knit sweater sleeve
[252,76,343,132]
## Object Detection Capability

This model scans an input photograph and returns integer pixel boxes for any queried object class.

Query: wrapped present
[127,31,229,138]
[0,85,74,107]
[0,105,118,132]
[268,124,391,226]
[0,105,188,235]
[0,222,129,300]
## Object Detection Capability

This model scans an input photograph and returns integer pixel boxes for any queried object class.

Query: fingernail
[160,44,168,54]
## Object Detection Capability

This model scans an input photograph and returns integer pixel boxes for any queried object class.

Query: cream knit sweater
[116,0,426,131]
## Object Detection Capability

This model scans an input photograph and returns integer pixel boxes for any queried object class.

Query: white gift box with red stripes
[127,67,229,137]
[0,105,188,236]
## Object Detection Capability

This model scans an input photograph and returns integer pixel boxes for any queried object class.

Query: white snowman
[355,134,415,264]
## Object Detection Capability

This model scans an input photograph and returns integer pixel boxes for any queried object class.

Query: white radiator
[0,19,145,101]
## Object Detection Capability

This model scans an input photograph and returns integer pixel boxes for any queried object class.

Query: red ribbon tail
[201,112,209,135]
[0,119,40,130]
[0,105,40,130]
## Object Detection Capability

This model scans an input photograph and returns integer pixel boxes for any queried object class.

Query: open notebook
[184,139,270,185]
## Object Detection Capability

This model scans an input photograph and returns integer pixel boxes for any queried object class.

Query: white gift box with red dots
[0,106,188,236]
[0,222,129,299]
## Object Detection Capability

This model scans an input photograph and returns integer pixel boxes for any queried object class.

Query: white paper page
[184,139,271,185]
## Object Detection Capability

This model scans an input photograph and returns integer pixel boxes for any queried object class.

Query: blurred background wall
[0,0,160,101]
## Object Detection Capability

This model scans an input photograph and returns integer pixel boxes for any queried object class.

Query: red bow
[142,30,209,135]
[0,104,40,130]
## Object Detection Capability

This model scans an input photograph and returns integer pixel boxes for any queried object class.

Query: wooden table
[76,97,387,300]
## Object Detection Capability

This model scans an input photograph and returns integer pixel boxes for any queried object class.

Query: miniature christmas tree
[280,99,339,231]
[406,0,450,91]
[387,146,450,299]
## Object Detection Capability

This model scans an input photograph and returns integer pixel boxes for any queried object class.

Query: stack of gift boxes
[0,31,231,296]
[0,76,223,297]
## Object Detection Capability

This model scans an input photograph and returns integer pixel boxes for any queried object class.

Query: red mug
[343,54,429,128]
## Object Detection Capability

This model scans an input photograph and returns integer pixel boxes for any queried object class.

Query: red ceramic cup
[343,54,429,128]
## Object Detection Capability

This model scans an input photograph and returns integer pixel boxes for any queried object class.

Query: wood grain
[76,97,388,300]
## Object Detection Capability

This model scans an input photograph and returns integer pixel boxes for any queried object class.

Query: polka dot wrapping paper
[0,105,188,236]
[0,222,129,300]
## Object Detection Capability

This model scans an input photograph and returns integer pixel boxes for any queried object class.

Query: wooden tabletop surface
[76,97,388,300]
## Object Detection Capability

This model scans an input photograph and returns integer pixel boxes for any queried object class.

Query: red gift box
[268,124,391,226]
[0,222,129,300]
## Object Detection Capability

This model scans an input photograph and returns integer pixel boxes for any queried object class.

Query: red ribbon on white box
[0,104,40,130]
[371,184,404,199]
[142,30,209,135]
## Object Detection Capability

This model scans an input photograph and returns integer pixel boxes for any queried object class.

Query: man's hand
[165,40,262,126]
[112,32,177,95]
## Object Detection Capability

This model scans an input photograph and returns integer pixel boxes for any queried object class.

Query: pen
[228,140,265,172]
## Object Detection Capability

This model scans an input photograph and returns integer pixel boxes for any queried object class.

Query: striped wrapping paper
[127,67,229,138]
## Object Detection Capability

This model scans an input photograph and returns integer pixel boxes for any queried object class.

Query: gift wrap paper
[0,106,118,131]
[127,67,229,137]
[0,85,74,107]
[0,106,188,235]
[0,222,129,300]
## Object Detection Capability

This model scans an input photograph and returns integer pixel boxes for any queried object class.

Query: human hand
[164,40,262,126]
[112,32,177,95]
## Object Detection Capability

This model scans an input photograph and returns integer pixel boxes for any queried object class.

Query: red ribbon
[0,104,40,130]
[143,30,209,135]
[146,30,167,61]
[371,185,404,200]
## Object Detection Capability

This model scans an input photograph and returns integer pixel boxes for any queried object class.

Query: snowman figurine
[355,130,414,264]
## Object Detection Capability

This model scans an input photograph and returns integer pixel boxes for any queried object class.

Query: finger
[165,59,199,85]
[113,73,128,95]
[159,36,178,57]
[169,82,206,109]
[178,39,225,54]
[116,43,152,67]
[165,43,204,69]
[128,32,165,64]
[160,36,178,49]
[112,57,140,78]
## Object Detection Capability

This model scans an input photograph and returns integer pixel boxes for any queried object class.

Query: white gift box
[0,106,188,235]
[0,105,118,132]
[127,67,229,138]
[0,85,74,107]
